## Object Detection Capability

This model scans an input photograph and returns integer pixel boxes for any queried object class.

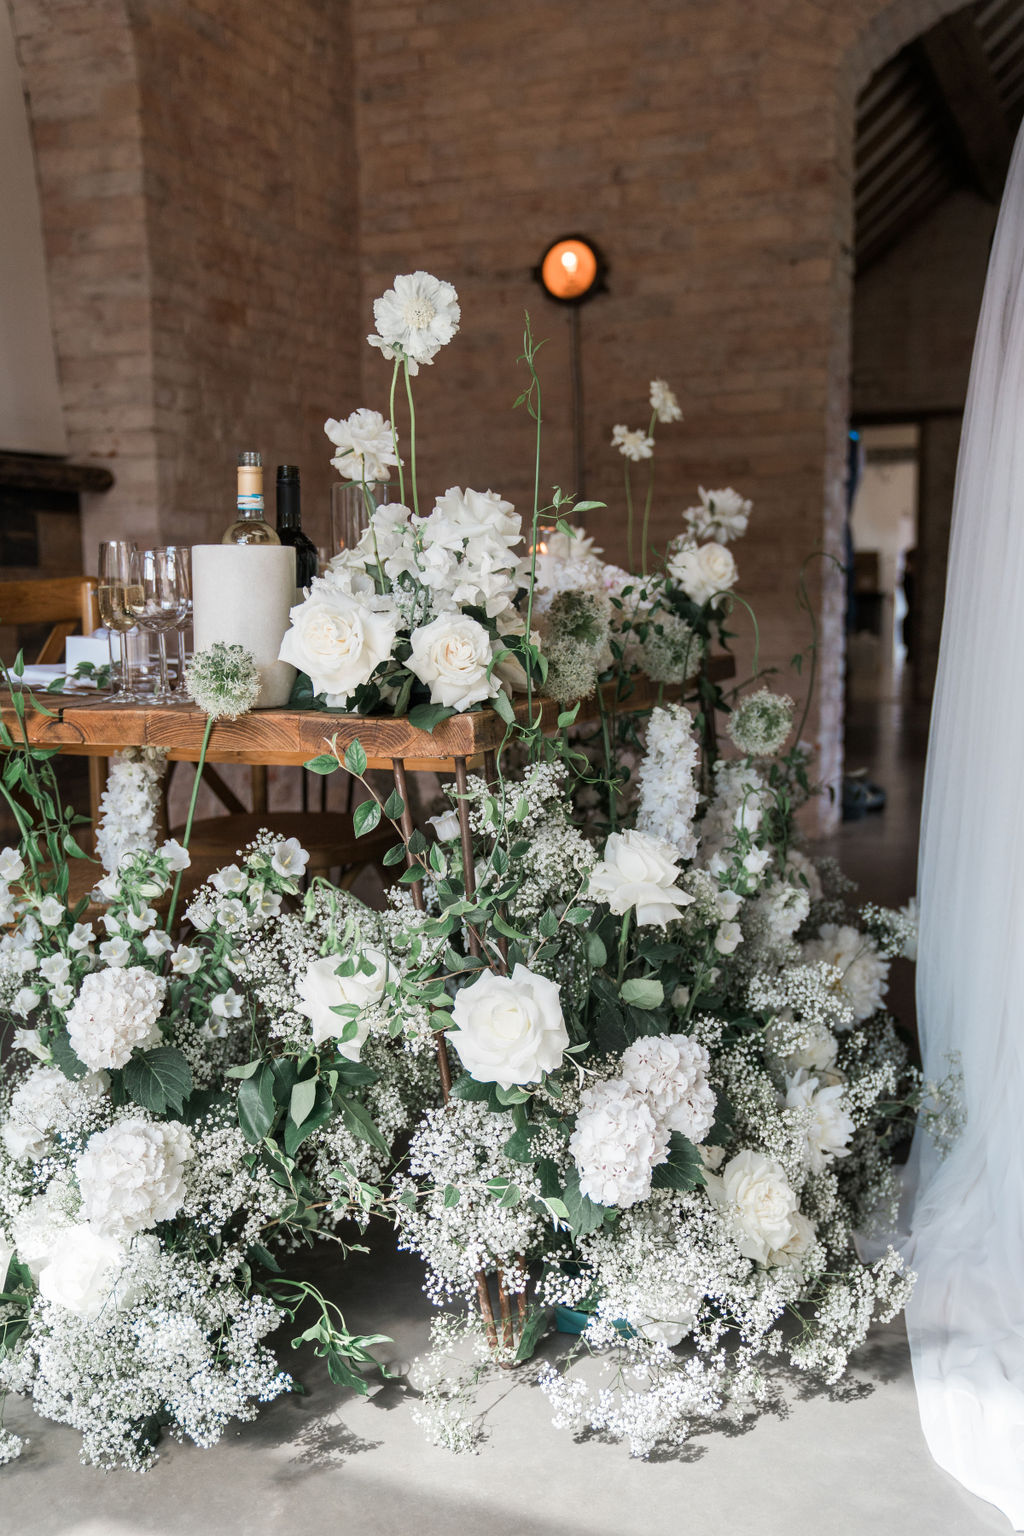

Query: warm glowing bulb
[561,250,578,273]
[539,238,599,301]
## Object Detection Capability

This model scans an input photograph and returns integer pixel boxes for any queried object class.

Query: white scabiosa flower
[619,1033,717,1143]
[65,966,166,1071]
[801,923,889,1023]
[450,964,568,1089]
[324,407,400,485]
[368,270,460,370]
[611,423,654,461]
[649,378,683,424]
[569,1078,668,1208]
[75,1118,193,1236]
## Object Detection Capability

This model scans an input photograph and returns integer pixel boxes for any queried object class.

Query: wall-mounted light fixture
[533,236,607,498]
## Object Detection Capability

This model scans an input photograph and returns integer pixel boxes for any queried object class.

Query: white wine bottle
[222,451,280,545]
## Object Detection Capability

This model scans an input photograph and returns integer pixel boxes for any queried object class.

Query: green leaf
[449,1072,493,1103]
[493,691,516,726]
[407,702,457,733]
[353,798,382,836]
[561,1166,615,1237]
[502,1123,534,1162]
[289,1076,318,1127]
[556,705,580,728]
[585,932,607,969]
[514,1306,550,1363]
[339,1096,390,1156]
[344,740,367,776]
[225,1059,261,1080]
[499,1183,521,1208]
[542,1196,571,1222]
[382,842,407,867]
[304,753,338,775]
[565,906,591,925]
[620,977,665,1010]
[383,788,405,819]
[237,1062,277,1143]
[50,1028,87,1081]
[124,1045,193,1116]
[442,1184,461,1208]
[539,908,559,938]
[283,1081,334,1156]
[650,1132,706,1192]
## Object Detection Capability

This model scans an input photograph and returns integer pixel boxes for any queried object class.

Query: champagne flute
[97,540,141,700]
[128,548,189,704]
[167,545,192,691]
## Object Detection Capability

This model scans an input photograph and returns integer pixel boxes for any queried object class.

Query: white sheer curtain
[909,120,1024,1528]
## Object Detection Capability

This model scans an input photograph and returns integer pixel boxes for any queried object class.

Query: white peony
[368,270,460,370]
[65,966,166,1072]
[279,585,399,703]
[75,1118,192,1236]
[569,1078,668,1208]
[296,949,388,1058]
[450,964,568,1090]
[324,408,399,485]
[408,613,499,712]
[784,1070,855,1173]
[667,541,738,606]
[801,923,889,1023]
[769,1210,817,1272]
[37,1224,155,1320]
[705,1149,802,1266]
[619,1033,717,1143]
[588,829,693,928]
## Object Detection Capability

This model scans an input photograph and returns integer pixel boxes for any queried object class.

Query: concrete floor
[5,664,1007,1536]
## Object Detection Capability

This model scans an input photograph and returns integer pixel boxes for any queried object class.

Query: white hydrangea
[569,1078,669,1209]
[65,967,167,1071]
[2,1066,109,1162]
[619,1033,717,1144]
[75,1118,193,1236]
[635,704,700,862]
[801,924,889,1023]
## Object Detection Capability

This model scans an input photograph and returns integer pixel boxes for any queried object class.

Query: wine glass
[128,548,189,703]
[97,540,141,700]
[166,545,192,691]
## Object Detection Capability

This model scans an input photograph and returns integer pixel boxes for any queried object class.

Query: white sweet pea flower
[427,810,462,843]
[279,585,399,703]
[170,944,202,976]
[368,271,460,369]
[68,922,95,952]
[588,830,693,929]
[99,937,131,968]
[160,838,191,872]
[714,922,743,955]
[296,949,388,1058]
[271,838,309,879]
[667,541,738,607]
[211,989,244,1019]
[0,847,25,882]
[143,930,173,959]
[37,896,64,927]
[39,953,71,986]
[408,614,499,712]
[13,987,40,1017]
[450,964,568,1090]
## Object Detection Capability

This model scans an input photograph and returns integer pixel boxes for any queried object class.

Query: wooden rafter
[916,10,1014,202]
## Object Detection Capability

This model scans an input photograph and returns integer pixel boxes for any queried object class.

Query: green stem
[624,462,635,572]
[596,684,617,833]
[389,358,405,506]
[522,324,544,732]
[616,910,631,986]
[640,409,657,577]
[403,359,419,518]
[165,714,214,932]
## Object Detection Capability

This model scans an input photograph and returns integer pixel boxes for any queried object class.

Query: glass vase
[330,481,387,556]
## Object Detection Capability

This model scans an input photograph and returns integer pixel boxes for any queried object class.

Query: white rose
[784,1071,855,1173]
[706,1149,801,1265]
[36,1224,151,1320]
[588,829,694,928]
[427,809,462,842]
[408,614,499,712]
[667,541,738,606]
[636,1312,694,1348]
[279,586,398,702]
[296,949,388,1058]
[769,1210,817,1271]
[76,1119,193,1236]
[450,963,568,1089]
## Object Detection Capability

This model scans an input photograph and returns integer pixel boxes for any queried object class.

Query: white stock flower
[667,541,738,606]
[296,949,388,1058]
[279,585,399,704]
[271,838,310,879]
[620,1033,717,1143]
[408,613,499,712]
[588,829,693,928]
[784,1071,854,1173]
[611,424,654,461]
[76,1119,193,1236]
[450,964,568,1089]
[569,1078,668,1208]
[635,704,700,862]
[682,486,752,544]
[428,809,462,842]
[705,1149,801,1266]
[649,379,682,424]
[65,966,166,1072]
[324,408,400,485]
[801,923,889,1023]
[368,271,460,369]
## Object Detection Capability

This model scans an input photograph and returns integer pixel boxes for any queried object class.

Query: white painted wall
[0,10,66,456]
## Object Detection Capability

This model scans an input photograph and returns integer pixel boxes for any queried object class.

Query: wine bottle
[275,464,318,588]
[222,451,280,545]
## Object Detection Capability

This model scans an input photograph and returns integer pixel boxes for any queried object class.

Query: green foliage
[123,1046,193,1117]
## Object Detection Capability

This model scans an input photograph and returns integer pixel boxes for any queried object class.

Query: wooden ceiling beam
[916,11,1014,201]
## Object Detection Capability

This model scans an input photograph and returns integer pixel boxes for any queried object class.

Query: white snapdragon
[94,750,166,875]
[450,965,568,1089]
[635,705,700,862]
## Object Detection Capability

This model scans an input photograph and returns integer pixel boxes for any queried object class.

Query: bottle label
[237,493,264,513]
